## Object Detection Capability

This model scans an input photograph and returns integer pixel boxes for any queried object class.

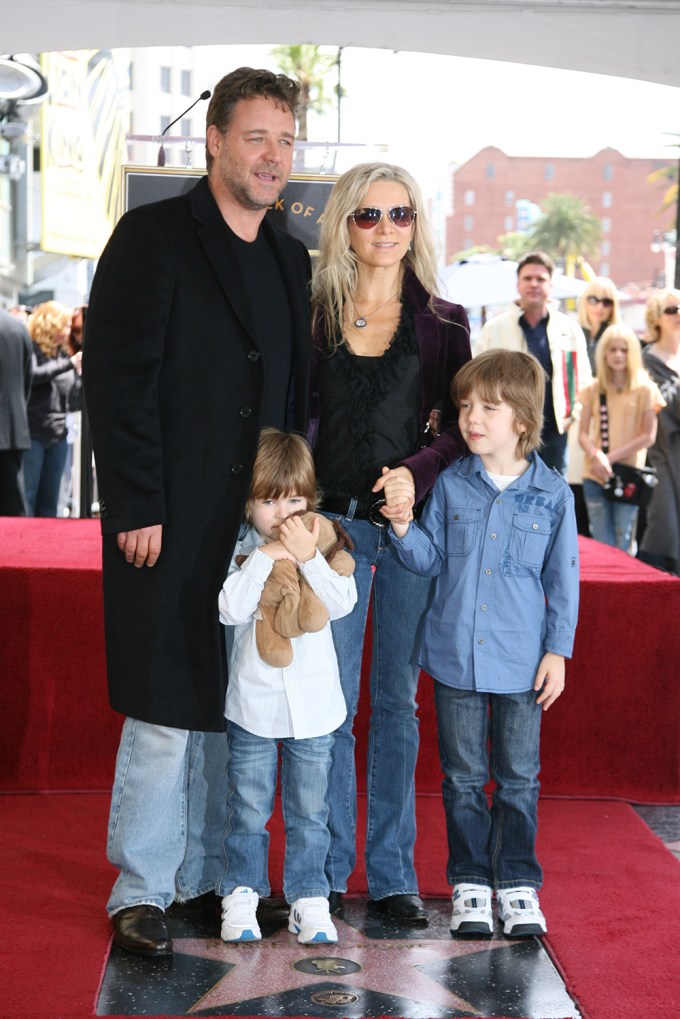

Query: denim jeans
[107,718,228,914]
[583,478,638,552]
[539,429,568,477]
[218,722,333,904]
[22,436,68,516]
[434,682,543,890]
[322,512,431,900]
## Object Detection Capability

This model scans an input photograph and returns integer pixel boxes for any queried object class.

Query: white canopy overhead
[440,255,588,310]
[3,1,680,89]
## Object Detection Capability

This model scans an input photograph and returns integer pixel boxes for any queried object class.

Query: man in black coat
[0,307,32,515]
[84,67,311,957]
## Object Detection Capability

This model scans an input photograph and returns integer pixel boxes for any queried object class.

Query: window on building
[486,163,495,180]
[602,217,611,234]
[464,238,472,250]
[603,164,613,181]
[600,262,609,276]
[181,70,191,96]
[160,66,171,93]
[544,163,554,181]
[504,215,514,232]
[181,119,191,137]
[463,215,474,231]
[601,240,610,256]
[464,190,475,206]
[505,190,515,207]
[160,114,171,133]
[602,191,612,208]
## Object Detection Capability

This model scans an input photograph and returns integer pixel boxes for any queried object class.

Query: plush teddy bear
[241,512,355,668]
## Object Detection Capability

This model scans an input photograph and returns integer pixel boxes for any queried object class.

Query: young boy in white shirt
[390,350,579,938]
[217,428,357,945]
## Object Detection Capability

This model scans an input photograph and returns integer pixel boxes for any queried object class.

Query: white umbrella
[440,256,587,309]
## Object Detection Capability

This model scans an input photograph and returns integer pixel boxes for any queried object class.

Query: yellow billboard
[41,50,127,258]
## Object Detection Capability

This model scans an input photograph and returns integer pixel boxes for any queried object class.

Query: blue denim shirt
[391,453,579,693]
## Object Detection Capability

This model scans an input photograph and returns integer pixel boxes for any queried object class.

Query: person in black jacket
[23,301,81,516]
[0,306,33,515]
[84,67,311,958]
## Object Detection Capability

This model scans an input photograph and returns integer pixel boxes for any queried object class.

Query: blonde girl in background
[578,324,664,552]
[568,278,622,535]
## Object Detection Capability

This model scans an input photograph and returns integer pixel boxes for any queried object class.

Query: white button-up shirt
[218,526,357,739]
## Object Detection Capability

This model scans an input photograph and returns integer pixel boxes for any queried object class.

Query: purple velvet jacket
[308,269,472,504]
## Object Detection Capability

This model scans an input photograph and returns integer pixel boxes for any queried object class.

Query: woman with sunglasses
[638,288,680,574]
[309,162,471,921]
[568,278,622,534]
[577,277,621,373]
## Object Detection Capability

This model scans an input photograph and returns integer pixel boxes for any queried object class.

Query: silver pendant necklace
[352,290,399,328]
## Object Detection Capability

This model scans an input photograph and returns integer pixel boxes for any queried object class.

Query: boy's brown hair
[451,350,545,460]
[248,428,320,510]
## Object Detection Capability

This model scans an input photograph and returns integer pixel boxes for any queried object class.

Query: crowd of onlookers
[1,276,679,576]
[0,301,85,518]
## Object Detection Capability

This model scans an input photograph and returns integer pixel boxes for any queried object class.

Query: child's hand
[259,540,296,562]
[534,652,565,710]
[279,513,319,563]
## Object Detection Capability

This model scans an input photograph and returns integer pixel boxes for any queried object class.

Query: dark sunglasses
[350,206,417,230]
[663,305,680,316]
[587,295,614,308]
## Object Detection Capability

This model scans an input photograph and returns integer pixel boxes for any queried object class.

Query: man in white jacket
[474,251,591,474]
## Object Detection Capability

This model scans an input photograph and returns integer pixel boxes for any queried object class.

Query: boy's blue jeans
[434,682,543,890]
[218,722,334,904]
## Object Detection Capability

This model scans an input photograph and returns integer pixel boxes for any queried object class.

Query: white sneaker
[450,883,493,936]
[221,886,261,942]
[497,886,547,937]
[288,896,338,944]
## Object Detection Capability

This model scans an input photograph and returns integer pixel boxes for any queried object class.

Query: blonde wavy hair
[594,324,645,394]
[311,162,440,348]
[577,277,621,330]
[645,287,680,343]
[28,301,73,357]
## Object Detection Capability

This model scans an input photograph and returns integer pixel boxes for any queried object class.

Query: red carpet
[1,791,678,1019]
[2,520,680,801]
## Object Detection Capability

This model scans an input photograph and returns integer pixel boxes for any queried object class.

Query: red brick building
[446,146,676,288]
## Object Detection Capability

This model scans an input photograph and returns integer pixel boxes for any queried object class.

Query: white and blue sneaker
[450,883,493,936]
[496,886,547,937]
[221,886,261,942]
[288,896,338,944]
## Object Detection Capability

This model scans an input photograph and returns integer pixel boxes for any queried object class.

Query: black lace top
[315,302,421,499]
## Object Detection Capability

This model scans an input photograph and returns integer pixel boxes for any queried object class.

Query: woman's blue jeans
[434,683,543,890]
[218,722,333,904]
[22,436,68,516]
[583,478,638,552]
[322,512,431,900]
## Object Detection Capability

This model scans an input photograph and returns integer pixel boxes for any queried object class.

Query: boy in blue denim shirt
[390,350,579,938]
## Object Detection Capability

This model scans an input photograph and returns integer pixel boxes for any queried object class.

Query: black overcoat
[84,177,311,731]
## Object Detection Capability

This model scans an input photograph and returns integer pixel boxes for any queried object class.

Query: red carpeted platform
[1,791,679,1019]
[1,520,679,801]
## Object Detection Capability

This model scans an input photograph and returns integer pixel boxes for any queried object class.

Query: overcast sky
[192,43,680,200]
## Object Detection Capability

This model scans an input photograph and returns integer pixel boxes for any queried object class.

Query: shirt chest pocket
[446,507,480,556]
[508,513,552,567]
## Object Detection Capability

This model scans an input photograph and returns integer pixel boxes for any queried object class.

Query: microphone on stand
[157,89,211,166]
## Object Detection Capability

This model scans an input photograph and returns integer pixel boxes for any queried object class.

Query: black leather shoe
[112,905,173,956]
[377,894,428,924]
[328,891,344,914]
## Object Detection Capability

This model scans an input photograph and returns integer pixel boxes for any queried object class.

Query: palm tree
[270,45,338,141]
[527,193,603,274]
[647,133,680,287]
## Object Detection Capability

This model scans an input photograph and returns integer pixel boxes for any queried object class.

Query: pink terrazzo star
[175,917,516,1014]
